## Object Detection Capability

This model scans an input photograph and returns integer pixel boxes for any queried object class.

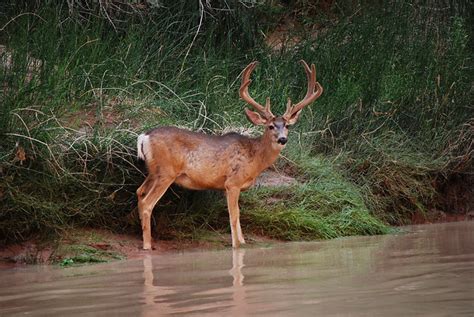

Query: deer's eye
[268,125,275,130]
[285,125,289,129]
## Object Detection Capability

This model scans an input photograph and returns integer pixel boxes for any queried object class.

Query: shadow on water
[0,222,473,316]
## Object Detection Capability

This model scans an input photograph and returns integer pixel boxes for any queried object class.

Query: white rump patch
[137,133,151,161]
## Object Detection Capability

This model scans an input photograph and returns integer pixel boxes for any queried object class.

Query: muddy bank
[2,215,472,267]
[435,173,474,215]
[0,228,277,266]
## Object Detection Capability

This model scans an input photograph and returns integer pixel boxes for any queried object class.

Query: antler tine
[284,60,323,119]
[239,61,274,119]
[285,97,292,114]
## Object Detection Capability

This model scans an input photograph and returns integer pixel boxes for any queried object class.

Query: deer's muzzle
[277,137,288,145]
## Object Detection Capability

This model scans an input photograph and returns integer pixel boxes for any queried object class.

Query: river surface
[1,221,473,316]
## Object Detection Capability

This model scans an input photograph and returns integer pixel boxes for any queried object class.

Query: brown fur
[136,125,284,250]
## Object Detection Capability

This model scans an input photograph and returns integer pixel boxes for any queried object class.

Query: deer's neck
[254,130,282,171]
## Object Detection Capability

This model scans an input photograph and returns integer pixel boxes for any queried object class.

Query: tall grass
[276,1,473,223]
[0,1,471,243]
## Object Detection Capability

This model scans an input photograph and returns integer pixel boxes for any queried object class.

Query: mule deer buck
[136,60,323,249]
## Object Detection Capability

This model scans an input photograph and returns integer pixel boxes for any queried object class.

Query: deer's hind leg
[137,174,175,250]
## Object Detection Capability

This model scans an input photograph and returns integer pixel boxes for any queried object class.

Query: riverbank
[2,215,471,266]
[1,1,472,254]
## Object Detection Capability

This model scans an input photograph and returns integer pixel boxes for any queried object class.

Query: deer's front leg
[225,187,246,248]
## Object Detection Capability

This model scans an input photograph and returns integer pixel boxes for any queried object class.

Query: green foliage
[57,244,123,266]
[339,134,443,224]
[0,1,472,243]
[240,156,389,240]
[292,3,472,145]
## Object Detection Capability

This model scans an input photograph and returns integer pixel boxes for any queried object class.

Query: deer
[136,60,323,250]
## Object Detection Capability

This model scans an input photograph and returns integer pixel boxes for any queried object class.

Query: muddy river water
[1,221,473,316]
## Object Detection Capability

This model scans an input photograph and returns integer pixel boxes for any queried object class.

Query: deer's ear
[245,108,267,126]
[286,110,302,126]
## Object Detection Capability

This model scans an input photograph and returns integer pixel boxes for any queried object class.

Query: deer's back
[143,127,260,190]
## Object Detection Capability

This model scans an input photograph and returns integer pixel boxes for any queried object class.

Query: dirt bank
[2,214,472,267]
[0,228,277,267]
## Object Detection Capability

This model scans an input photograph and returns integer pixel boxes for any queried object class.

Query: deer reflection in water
[142,254,175,316]
[141,249,248,316]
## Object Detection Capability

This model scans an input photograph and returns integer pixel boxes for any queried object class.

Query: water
[1,222,473,316]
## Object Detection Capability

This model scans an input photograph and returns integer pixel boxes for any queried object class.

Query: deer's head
[239,61,323,148]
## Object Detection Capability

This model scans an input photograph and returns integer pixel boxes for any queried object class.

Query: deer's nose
[277,137,288,145]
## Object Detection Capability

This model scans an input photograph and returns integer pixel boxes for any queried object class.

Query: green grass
[240,156,389,240]
[57,244,124,266]
[0,1,472,244]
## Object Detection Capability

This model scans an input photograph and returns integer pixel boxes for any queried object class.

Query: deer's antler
[283,60,323,120]
[239,61,274,120]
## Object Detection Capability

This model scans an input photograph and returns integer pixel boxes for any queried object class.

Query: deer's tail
[137,133,151,161]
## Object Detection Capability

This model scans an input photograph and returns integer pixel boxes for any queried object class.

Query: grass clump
[57,245,119,267]
[240,157,389,240]
[54,230,126,266]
